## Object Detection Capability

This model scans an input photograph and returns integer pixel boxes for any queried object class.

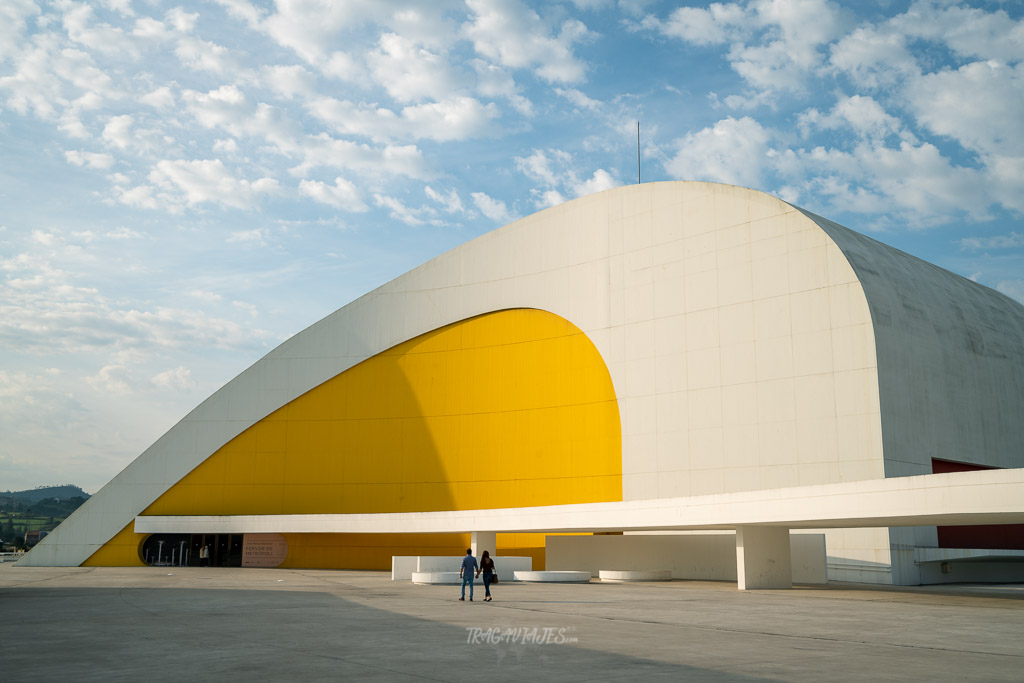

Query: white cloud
[174,34,238,73]
[307,95,498,142]
[139,86,175,109]
[149,159,279,210]
[233,300,259,316]
[211,0,267,28]
[400,96,500,141]
[150,366,196,393]
[425,186,467,215]
[373,193,428,226]
[102,114,134,149]
[101,114,166,155]
[188,289,223,303]
[0,370,86,470]
[653,3,751,46]
[470,191,512,223]
[15,61,59,103]
[0,35,119,121]
[259,1,459,68]
[0,0,40,62]
[572,168,619,197]
[132,17,173,41]
[995,280,1024,305]
[262,64,317,99]
[555,88,601,111]
[100,0,134,15]
[665,116,771,187]
[892,0,1024,64]
[367,32,462,103]
[516,149,567,187]
[85,364,133,395]
[537,189,567,208]
[60,1,138,57]
[959,233,1024,251]
[65,149,115,170]
[463,0,590,84]
[322,51,364,82]
[785,139,989,225]
[29,229,61,247]
[261,1,374,65]
[182,87,302,155]
[291,134,430,180]
[649,0,851,95]
[798,95,901,142]
[165,7,198,32]
[151,365,197,391]
[58,110,90,139]
[182,84,246,124]
[515,148,619,208]
[299,177,369,212]
[985,155,1024,213]
[213,138,238,152]
[304,97,400,141]
[113,184,165,212]
[471,59,532,115]
[105,227,143,240]
[906,61,1024,157]
[829,25,918,89]
[379,4,463,50]
[226,228,270,246]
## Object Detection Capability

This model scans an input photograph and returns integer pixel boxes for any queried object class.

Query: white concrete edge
[913,547,1024,563]
[134,469,1024,535]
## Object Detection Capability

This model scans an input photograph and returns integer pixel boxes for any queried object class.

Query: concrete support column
[736,526,792,590]
[471,531,497,557]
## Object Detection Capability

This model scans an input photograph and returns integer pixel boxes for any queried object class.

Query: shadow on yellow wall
[86,308,621,568]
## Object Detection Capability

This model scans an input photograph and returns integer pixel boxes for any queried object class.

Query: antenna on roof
[637,121,641,184]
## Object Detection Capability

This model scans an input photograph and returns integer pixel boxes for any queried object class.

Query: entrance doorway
[141,533,243,567]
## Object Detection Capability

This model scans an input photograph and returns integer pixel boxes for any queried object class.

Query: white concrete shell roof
[803,209,1024,475]
[22,182,1024,567]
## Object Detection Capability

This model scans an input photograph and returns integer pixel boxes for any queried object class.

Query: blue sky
[2,0,1022,493]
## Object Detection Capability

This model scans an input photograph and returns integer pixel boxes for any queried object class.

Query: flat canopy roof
[135,469,1024,535]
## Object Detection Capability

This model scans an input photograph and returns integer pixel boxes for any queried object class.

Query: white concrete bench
[411,571,519,585]
[411,571,462,585]
[514,570,590,583]
[393,555,532,580]
[599,570,672,582]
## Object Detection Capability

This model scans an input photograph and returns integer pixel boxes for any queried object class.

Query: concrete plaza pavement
[2,563,1022,682]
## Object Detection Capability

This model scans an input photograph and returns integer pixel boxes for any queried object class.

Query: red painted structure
[932,459,1024,550]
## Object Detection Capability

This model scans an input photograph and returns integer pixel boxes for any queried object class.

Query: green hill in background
[1,485,91,503]
[1,485,91,548]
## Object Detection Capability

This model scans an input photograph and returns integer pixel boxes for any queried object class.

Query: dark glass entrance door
[143,533,244,567]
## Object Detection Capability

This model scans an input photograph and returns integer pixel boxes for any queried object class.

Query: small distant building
[24,530,48,547]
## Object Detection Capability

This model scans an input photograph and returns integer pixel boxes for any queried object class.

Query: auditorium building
[20,182,1024,587]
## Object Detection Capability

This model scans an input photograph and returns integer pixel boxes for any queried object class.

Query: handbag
[491,572,498,584]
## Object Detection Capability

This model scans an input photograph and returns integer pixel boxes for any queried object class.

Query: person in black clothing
[476,550,496,601]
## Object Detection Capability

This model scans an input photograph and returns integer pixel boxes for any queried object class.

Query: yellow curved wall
[85,308,621,568]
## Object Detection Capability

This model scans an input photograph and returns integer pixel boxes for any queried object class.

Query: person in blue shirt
[459,548,478,601]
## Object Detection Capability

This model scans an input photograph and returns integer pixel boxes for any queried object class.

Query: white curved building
[21,182,1024,587]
